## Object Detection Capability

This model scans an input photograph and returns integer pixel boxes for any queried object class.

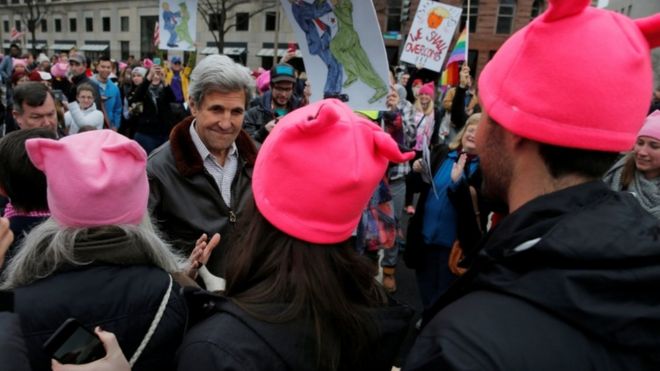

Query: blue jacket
[93,77,123,129]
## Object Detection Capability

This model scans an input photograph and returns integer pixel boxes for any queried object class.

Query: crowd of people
[0,0,659,370]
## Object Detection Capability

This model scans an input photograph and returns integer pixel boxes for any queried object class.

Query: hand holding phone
[153,57,162,66]
[50,326,131,371]
[44,318,106,365]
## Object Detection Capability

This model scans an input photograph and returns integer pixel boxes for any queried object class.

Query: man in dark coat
[147,55,257,277]
[242,63,302,143]
[405,1,660,370]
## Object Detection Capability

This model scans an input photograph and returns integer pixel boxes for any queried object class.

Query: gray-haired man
[147,54,257,276]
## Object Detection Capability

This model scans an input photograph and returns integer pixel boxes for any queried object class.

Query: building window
[40,19,47,32]
[55,19,62,32]
[69,18,77,32]
[461,0,479,33]
[15,20,21,31]
[236,12,249,31]
[531,0,545,18]
[496,0,516,35]
[102,17,110,32]
[120,41,129,60]
[386,0,402,32]
[120,16,129,32]
[3,20,9,33]
[208,13,221,31]
[11,0,19,4]
[86,17,93,32]
[265,11,276,31]
[627,5,632,15]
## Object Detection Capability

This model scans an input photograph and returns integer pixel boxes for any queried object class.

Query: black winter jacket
[0,291,30,371]
[243,91,302,143]
[177,289,414,371]
[147,117,258,274]
[405,181,660,370]
[14,264,187,371]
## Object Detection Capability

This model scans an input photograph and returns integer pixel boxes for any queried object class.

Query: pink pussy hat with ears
[253,99,415,244]
[638,110,660,142]
[418,82,435,99]
[25,130,149,228]
[478,0,660,152]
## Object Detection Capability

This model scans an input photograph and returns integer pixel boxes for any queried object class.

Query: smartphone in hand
[153,57,162,66]
[43,318,106,364]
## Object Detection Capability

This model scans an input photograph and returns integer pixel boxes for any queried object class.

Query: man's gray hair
[188,54,254,107]
[0,215,187,290]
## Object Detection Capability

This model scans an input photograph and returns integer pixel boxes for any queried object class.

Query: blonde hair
[449,113,481,150]
[414,97,435,116]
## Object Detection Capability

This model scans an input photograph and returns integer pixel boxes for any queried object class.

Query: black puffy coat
[405,181,660,370]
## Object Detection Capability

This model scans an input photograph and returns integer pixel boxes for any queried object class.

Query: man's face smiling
[96,61,112,82]
[271,82,294,108]
[191,90,246,164]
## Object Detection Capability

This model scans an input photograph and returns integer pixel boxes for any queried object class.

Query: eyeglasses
[272,85,293,93]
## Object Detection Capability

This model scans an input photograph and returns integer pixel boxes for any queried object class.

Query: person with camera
[129,63,177,154]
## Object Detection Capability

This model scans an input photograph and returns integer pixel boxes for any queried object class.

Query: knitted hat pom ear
[636,13,660,48]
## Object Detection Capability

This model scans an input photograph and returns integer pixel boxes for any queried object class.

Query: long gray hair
[0,215,186,290]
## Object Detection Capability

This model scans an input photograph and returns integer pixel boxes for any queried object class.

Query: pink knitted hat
[253,99,415,244]
[25,130,149,227]
[256,70,271,93]
[638,110,660,142]
[50,62,68,78]
[418,82,435,98]
[12,58,27,69]
[478,0,660,152]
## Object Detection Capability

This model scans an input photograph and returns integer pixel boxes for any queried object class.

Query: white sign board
[159,0,198,51]
[400,0,462,72]
[281,0,390,110]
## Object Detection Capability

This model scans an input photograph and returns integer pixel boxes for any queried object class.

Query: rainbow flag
[447,27,468,65]
[440,62,460,87]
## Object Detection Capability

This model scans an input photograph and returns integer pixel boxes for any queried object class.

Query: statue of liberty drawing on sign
[329,0,388,104]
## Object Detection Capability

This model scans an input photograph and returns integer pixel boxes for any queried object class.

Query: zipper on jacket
[229,210,237,223]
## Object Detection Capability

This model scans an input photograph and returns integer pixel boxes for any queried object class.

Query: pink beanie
[12,58,27,68]
[25,130,149,227]
[256,70,271,93]
[253,99,414,244]
[50,62,68,78]
[418,82,435,98]
[638,110,660,142]
[143,58,154,69]
[478,0,660,152]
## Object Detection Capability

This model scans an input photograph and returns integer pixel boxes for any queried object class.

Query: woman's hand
[187,233,221,279]
[451,153,468,183]
[52,328,130,371]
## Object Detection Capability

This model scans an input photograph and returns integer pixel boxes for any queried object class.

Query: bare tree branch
[198,0,278,50]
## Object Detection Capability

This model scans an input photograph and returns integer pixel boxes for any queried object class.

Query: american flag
[9,26,23,41]
[153,22,160,47]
